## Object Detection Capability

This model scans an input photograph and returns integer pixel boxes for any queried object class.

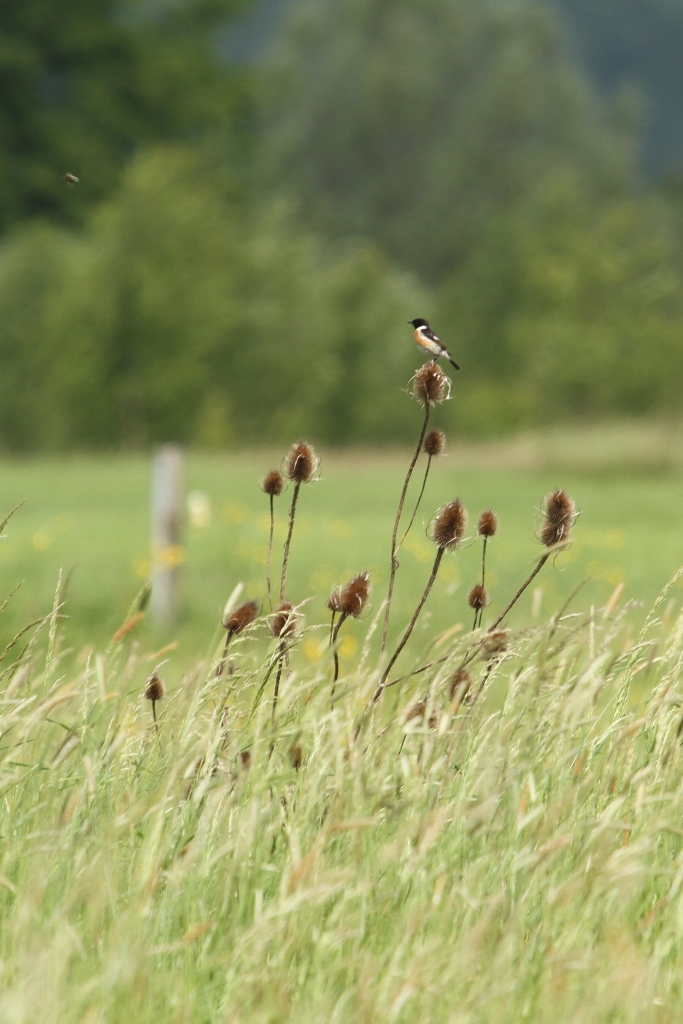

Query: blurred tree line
[1,0,683,449]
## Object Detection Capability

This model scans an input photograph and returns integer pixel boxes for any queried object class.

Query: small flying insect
[63,172,79,185]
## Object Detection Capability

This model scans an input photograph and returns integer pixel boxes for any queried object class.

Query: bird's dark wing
[424,327,443,346]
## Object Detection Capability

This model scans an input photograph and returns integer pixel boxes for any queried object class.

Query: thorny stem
[272,640,286,718]
[397,456,433,554]
[381,401,431,652]
[331,611,349,695]
[216,630,234,677]
[472,537,489,631]
[487,554,549,634]
[151,699,159,737]
[266,495,275,612]
[280,482,301,602]
[370,547,444,711]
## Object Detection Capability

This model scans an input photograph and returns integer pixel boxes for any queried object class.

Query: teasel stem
[272,641,285,719]
[371,547,443,709]
[280,482,301,601]
[331,611,349,695]
[473,538,488,630]
[381,400,431,651]
[397,455,433,554]
[267,494,275,611]
[216,630,234,678]
[487,554,549,633]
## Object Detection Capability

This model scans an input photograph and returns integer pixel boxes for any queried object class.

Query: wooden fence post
[150,445,184,625]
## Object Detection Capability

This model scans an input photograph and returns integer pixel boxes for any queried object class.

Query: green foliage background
[1,0,683,448]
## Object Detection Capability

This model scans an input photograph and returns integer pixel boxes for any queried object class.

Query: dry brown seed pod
[144,673,165,703]
[449,668,472,702]
[477,509,498,538]
[411,363,451,406]
[240,750,251,770]
[482,631,509,661]
[541,489,575,547]
[223,600,260,635]
[327,587,343,614]
[339,572,371,617]
[271,602,299,639]
[468,584,488,611]
[262,470,284,496]
[289,742,303,770]
[284,441,318,484]
[423,429,446,457]
[431,499,468,550]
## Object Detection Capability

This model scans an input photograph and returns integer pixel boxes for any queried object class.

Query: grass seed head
[411,363,451,406]
[284,441,318,484]
[262,470,284,497]
[431,499,467,550]
[271,602,299,639]
[339,572,371,617]
[541,489,575,547]
[423,429,446,457]
[223,599,260,635]
[144,672,165,703]
[468,584,488,611]
[477,509,498,538]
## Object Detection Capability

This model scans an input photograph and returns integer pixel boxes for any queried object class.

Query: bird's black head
[409,318,429,328]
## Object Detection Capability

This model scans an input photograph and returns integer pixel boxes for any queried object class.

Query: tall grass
[1,367,682,1021]
[0,577,681,1022]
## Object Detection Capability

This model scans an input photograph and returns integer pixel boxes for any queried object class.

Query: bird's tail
[447,353,461,371]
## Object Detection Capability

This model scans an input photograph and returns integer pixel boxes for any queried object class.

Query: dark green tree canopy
[259,0,634,283]
[0,0,245,231]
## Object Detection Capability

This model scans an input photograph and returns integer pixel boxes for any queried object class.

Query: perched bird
[409,318,460,370]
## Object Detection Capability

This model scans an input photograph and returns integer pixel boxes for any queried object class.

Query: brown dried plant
[261,470,284,611]
[329,572,371,694]
[280,442,318,602]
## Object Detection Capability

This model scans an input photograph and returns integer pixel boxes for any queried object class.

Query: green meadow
[0,429,682,677]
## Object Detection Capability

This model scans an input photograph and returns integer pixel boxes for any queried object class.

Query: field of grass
[0,431,682,681]
[1,429,683,1019]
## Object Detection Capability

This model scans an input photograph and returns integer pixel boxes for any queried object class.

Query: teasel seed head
[144,672,165,704]
[240,750,251,770]
[477,509,498,538]
[327,587,343,614]
[482,630,509,661]
[404,698,437,729]
[431,499,468,550]
[284,441,318,484]
[468,584,487,611]
[262,470,284,497]
[541,489,575,547]
[423,429,446,457]
[223,599,260,635]
[411,363,451,406]
[289,742,303,770]
[449,668,472,702]
[271,602,299,639]
[339,571,371,618]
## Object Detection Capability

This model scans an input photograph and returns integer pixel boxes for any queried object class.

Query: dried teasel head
[411,363,451,406]
[449,668,472,702]
[431,499,468,550]
[339,572,371,618]
[240,750,251,770]
[144,672,165,703]
[468,584,487,611]
[327,587,343,614]
[541,489,575,548]
[271,602,299,639]
[477,509,498,538]
[404,698,437,729]
[482,630,509,662]
[223,600,260,635]
[289,742,303,770]
[284,441,318,484]
[423,429,446,457]
[261,470,284,497]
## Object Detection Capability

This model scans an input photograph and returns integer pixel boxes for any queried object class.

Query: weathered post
[150,445,184,625]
